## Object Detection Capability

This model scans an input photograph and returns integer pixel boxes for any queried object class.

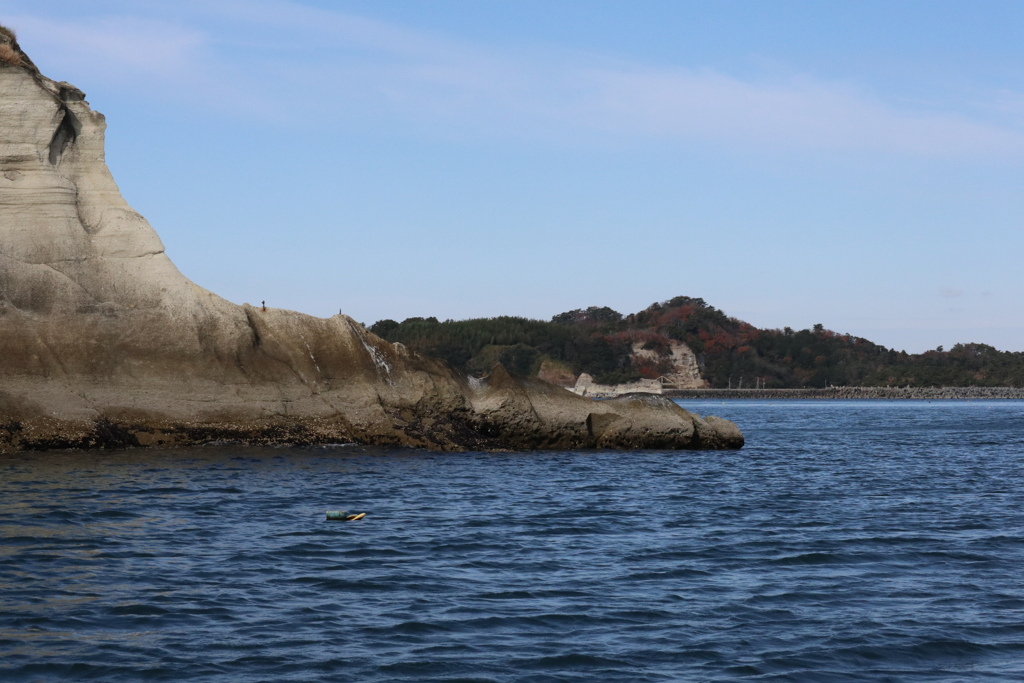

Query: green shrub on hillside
[368,298,1024,388]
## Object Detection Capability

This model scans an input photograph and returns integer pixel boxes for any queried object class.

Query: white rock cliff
[0,30,742,452]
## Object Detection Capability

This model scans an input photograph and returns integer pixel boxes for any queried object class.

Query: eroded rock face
[0,34,743,453]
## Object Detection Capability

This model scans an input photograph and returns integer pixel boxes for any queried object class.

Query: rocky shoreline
[666,387,1024,400]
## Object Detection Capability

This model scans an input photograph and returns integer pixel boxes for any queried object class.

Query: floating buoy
[326,511,366,521]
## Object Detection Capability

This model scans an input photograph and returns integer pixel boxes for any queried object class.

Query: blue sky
[3,0,1023,352]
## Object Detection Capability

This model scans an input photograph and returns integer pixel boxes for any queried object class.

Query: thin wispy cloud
[7,1,1024,158]
[2,11,262,115]
[6,14,206,79]
[579,68,1024,155]
[201,0,461,58]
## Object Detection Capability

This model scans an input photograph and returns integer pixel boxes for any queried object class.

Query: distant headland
[369,298,1023,397]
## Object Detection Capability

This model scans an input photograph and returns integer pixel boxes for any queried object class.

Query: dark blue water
[2,400,1024,681]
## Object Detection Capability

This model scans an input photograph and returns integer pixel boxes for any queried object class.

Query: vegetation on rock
[0,25,24,67]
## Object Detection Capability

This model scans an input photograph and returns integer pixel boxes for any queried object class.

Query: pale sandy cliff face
[0,32,742,453]
[631,340,707,389]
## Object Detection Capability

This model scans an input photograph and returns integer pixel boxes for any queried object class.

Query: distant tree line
[368,296,1024,388]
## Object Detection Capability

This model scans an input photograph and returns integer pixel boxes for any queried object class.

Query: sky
[2,0,1023,353]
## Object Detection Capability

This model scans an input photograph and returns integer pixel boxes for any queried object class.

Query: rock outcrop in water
[0,30,742,453]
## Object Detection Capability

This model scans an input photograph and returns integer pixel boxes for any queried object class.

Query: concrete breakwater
[666,387,1024,400]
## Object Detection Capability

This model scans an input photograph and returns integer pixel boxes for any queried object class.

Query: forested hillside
[369,297,1024,388]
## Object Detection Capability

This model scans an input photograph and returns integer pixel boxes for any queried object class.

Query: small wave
[513,652,632,670]
[625,567,713,581]
[479,590,535,600]
[88,509,143,519]
[771,551,844,565]
[285,576,399,592]
[389,620,457,635]
[106,604,171,616]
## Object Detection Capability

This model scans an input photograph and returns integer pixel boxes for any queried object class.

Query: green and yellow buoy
[326,511,366,521]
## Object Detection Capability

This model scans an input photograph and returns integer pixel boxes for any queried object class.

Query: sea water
[1,400,1023,681]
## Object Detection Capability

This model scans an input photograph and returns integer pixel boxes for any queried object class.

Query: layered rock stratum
[0,30,742,453]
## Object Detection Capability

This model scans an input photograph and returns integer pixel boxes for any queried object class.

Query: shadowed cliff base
[0,29,742,454]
